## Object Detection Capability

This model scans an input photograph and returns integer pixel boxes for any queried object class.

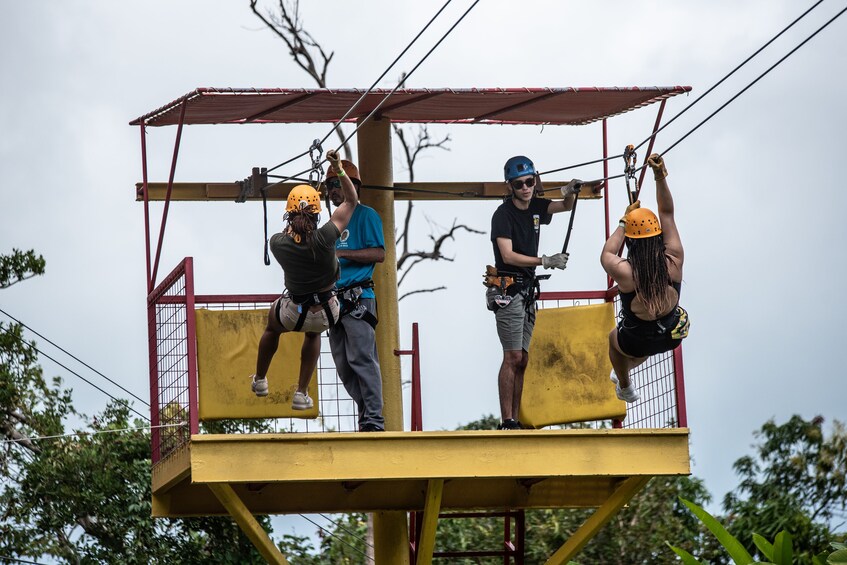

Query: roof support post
[151,99,187,288]
[416,479,444,565]
[544,476,651,565]
[206,483,290,565]
[356,116,410,564]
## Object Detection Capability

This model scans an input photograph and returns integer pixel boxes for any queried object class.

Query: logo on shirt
[339,229,350,243]
[533,214,540,233]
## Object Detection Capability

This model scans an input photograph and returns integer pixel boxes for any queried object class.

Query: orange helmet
[286,184,322,213]
[325,160,361,185]
[625,207,662,239]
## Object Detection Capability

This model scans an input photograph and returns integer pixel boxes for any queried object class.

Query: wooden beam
[135,180,605,202]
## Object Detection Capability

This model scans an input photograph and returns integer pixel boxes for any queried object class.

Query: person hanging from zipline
[485,155,581,430]
[250,149,358,409]
[600,153,690,403]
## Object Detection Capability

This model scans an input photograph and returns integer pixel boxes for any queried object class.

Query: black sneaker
[360,423,385,432]
[497,419,522,430]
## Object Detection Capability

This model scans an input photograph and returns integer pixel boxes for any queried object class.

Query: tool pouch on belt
[483,265,522,313]
[337,280,378,329]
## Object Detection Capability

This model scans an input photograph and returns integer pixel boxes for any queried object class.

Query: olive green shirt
[269,222,341,295]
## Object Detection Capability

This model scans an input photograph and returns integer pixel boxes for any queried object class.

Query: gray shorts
[486,287,536,351]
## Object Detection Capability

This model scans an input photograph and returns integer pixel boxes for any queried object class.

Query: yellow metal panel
[520,303,626,428]
[151,443,191,494]
[190,430,689,483]
[194,309,318,420]
[151,475,632,517]
[416,479,444,564]
[546,476,651,565]
[207,483,290,565]
[374,511,411,565]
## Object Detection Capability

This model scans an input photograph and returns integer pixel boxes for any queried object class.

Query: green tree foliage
[0,248,45,289]
[723,415,847,564]
[0,250,273,563]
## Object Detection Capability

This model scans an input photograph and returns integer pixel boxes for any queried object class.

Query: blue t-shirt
[336,204,384,299]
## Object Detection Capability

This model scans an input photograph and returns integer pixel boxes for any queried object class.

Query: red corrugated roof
[130,87,691,127]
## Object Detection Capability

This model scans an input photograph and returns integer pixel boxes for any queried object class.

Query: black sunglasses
[510,176,536,190]
[325,178,342,189]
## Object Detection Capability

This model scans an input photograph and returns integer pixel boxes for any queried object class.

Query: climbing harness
[483,266,549,313]
[618,305,690,340]
[279,289,340,332]
[623,144,639,205]
[336,279,379,329]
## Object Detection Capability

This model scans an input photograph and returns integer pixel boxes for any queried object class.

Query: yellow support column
[416,479,445,565]
[545,476,652,565]
[356,117,410,564]
[207,483,289,565]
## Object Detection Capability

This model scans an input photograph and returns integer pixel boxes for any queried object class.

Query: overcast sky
[2,0,846,546]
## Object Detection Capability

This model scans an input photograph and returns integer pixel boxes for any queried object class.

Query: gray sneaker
[251,374,268,397]
[291,391,313,410]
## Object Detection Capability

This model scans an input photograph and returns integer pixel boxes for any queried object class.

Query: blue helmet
[504,155,536,181]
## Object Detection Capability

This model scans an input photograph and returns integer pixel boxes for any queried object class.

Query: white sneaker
[617,383,641,403]
[291,391,313,410]
[610,370,640,403]
[251,374,268,397]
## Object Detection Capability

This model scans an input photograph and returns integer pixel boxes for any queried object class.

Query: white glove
[561,179,583,197]
[541,252,569,270]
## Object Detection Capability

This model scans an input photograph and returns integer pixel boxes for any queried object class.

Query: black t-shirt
[490,197,552,279]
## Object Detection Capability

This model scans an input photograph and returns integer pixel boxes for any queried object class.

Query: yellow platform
[152,428,689,517]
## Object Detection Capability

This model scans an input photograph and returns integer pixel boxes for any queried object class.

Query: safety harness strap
[281,289,339,332]
[336,280,378,329]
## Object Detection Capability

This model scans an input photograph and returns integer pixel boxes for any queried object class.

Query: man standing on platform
[325,161,386,432]
[486,155,580,430]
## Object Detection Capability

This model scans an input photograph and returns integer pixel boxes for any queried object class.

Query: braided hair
[625,234,677,319]
[284,207,319,245]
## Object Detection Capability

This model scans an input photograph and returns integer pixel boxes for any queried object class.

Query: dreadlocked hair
[625,234,677,319]
[284,208,319,244]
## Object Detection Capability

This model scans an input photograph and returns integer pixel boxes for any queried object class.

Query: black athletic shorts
[616,311,684,358]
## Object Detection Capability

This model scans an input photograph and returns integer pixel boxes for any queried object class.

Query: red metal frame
[394,322,422,431]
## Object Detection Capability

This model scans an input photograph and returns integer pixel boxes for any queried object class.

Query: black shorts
[616,313,684,358]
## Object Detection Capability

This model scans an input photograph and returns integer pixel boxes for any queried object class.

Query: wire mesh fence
[537,290,685,430]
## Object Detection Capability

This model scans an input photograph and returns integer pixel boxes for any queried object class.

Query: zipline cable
[265,0,455,175]
[1,423,186,445]
[0,326,149,421]
[317,513,376,550]
[334,0,481,152]
[299,514,374,562]
[631,0,827,154]
[571,3,847,190]
[317,0,456,149]
[0,308,147,406]
[538,0,828,178]
[661,3,847,157]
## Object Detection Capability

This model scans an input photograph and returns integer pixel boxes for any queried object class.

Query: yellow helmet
[286,184,322,213]
[625,207,662,239]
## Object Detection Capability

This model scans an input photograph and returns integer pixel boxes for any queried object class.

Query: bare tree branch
[399,286,447,301]
[249,0,351,157]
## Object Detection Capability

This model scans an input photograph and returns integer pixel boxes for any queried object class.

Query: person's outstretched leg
[297,331,321,393]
